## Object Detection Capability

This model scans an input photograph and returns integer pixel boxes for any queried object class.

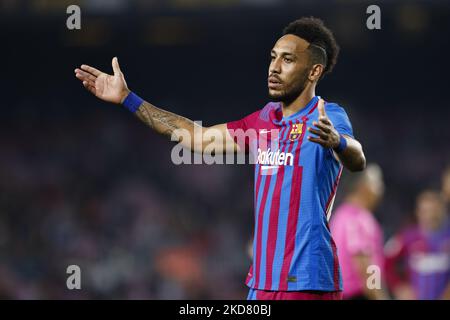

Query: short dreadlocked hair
[283,17,339,77]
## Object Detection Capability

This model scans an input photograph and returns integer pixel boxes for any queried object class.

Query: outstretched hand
[74,57,130,104]
[307,99,341,149]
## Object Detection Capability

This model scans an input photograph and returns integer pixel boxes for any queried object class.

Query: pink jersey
[330,203,384,298]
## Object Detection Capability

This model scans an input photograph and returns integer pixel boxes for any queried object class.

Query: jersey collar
[270,96,319,125]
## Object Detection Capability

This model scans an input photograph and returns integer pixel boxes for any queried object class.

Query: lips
[268,77,282,89]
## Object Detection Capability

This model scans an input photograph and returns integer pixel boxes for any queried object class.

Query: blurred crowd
[0,112,253,299]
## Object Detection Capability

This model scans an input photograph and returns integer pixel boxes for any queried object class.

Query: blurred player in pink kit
[330,164,388,299]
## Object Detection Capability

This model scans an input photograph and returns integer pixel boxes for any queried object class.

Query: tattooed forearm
[135,101,194,140]
[131,100,237,154]
[133,100,207,153]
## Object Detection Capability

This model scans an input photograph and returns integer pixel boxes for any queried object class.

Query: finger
[319,117,332,126]
[317,98,327,119]
[82,80,93,90]
[308,127,329,140]
[312,121,331,133]
[307,136,327,146]
[76,74,96,88]
[319,118,333,127]
[112,57,122,75]
[81,80,96,90]
[75,69,97,82]
[80,64,103,77]
[75,71,88,81]
[83,81,97,95]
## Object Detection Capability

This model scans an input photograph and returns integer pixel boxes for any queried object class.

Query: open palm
[75,57,130,104]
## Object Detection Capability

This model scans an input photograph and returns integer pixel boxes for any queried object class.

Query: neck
[281,84,315,118]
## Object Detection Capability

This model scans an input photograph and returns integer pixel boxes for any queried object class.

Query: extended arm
[74,57,238,154]
[133,100,237,153]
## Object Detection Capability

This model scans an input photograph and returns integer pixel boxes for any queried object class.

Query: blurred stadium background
[0,0,449,299]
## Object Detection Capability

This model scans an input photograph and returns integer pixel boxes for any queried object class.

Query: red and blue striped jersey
[227,96,354,291]
[385,221,450,300]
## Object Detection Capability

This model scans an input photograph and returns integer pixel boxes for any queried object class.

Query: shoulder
[324,101,350,116]
[400,226,422,244]
[323,100,354,136]
[246,102,280,126]
[244,102,276,120]
[258,102,279,121]
[228,102,277,131]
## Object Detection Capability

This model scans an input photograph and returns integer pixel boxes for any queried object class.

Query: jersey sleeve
[226,110,260,132]
[226,110,260,152]
[325,103,354,138]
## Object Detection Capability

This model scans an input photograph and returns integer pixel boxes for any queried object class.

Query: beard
[268,69,310,105]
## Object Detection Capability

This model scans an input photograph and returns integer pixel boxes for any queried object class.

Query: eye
[284,57,293,63]
[270,55,275,61]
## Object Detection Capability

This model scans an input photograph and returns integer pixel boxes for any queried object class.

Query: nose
[269,57,281,74]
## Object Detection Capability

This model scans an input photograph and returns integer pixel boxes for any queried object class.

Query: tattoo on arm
[135,101,193,140]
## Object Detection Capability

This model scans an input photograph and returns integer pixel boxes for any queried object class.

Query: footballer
[75,17,366,300]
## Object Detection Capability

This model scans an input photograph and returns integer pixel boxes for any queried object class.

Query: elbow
[349,153,366,172]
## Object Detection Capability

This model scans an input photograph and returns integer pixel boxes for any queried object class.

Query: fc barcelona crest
[289,123,303,141]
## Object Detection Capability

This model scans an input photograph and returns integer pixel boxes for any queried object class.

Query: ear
[309,64,324,82]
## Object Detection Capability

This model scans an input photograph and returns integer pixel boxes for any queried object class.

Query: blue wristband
[334,135,347,153]
[122,92,144,113]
